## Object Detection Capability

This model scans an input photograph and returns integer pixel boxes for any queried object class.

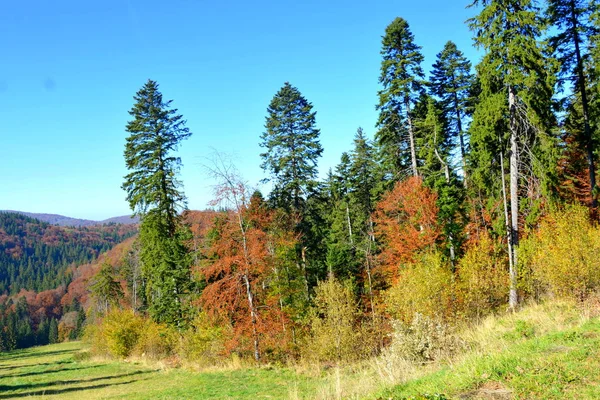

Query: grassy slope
[0,342,318,399]
[377,303,600,399]
[1,301,599,399]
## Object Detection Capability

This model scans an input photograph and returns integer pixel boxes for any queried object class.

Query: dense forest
[4,0,600,374]
[0,213,136,350]
[0,212,137,293]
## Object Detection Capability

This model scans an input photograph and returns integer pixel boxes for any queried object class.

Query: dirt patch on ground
[459,381,512,399]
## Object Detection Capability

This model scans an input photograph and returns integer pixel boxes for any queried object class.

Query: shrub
[303,277,367,363]
[386,252,455,323]
[386,313,462,363]
[87,309,145,358]
[135,320,178,360]
[179,312,226,366]
[521,205,600,300]
[456,233,509,319]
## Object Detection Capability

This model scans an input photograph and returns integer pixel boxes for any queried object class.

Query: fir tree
[429,41,476,185]
[48,318,58,344]
[122,79,192,327]
[416,97,465,265]
[547,0,599,207]
[469,0,557,309]
[90,262,123,313]
[376,17,425,178]
[260,82,323,213]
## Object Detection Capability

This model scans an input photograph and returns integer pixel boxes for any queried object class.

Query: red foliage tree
[199,158,290,361]
[373,177,440,283]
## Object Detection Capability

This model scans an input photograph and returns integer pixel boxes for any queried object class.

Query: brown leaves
[373,177,440,282]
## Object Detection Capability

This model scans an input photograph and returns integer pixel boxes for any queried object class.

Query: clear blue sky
[0,0,481,220]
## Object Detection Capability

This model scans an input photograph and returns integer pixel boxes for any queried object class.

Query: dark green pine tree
[547,0,599,207]
[376,17,425,179]
[323,154,360,279]
[469,0,557,309]
[416,97,465,266]
[89,261,123,313]
[48,318,59,345]
[429,41,476,186]
[260,82,323,298]
[122,79,192,327]
[260,82,323,213]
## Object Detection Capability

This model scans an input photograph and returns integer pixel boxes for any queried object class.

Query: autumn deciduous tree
[200,159,289,361]
[373,177,440,283]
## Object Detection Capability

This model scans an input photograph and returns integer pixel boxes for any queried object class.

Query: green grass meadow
[2,302,600,399]
[0,342,318,399]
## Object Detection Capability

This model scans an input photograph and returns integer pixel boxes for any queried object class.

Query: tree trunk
[433,125,456,267]
[453,90,468,188]
[300,247,310,301]
[508,86,519,310]
[346,204,354,245]
[405,97,419,177]
[499,145,515,296]
[242,273,260,361]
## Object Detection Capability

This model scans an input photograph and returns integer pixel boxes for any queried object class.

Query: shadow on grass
[3,364,103,379]
[0,370,154,398]
[0,360,74,372]
[0,348,75,362]
[0,378,151,399]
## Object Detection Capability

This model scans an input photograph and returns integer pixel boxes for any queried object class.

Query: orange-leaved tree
[199,155,289,361]
[373,176,440,284]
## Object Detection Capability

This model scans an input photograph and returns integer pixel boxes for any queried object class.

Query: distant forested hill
[0,212,137,294]
[1,211,139,227]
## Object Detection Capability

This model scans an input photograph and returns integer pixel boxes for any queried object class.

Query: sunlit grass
[0,342,320,399]
[1,300,599,399]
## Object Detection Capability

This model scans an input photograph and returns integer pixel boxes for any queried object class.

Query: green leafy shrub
[456,234,509,319]
[135,320,178,360]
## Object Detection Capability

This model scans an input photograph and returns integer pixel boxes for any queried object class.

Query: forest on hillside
[0,213,137,350]
[3,0,600,374]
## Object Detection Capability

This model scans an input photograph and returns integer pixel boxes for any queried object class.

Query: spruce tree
[260,82,323,213]
[260,82,324,297]
[469,0,556,309]
[122,79,192,327]
[48,318,58,345]
[376,17,425,179]
[547,0,599,207]
[429,41,476,186]
[90,262,123,313]
[416,97,465,265]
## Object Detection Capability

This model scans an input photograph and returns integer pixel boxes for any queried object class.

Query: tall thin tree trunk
[346,204,354,245]
[499,145,515,292]
[242,273,260,361]
[453,91,468,188]
[236,210,260,361]
[508,86,519,310]
[570,0,597,208]
[300,247,310,301]
[405,97,419,177]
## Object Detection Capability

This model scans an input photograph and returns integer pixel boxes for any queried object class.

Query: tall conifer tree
[548,0,599,207]
[376,17,425,179]
[260,82,323,213]
[430,41,476,186]
[469,0,556,309]
[122,79,192,327]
